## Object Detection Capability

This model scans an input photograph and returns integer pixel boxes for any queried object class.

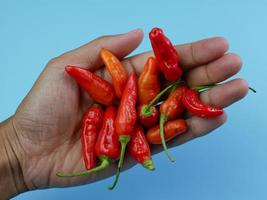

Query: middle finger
[185,53,242,86]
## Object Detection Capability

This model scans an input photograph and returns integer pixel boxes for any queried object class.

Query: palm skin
[8,29,248,191]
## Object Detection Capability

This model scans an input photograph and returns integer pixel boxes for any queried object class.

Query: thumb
[49,29,144,70]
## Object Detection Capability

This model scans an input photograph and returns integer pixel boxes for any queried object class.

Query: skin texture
[0,29,248,199]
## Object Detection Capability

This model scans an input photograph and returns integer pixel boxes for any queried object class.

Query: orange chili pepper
[138,57,160,105]
[138,80,180,128]
[159,85,187,161]
[146,119,187,144]
[100,49,128,98]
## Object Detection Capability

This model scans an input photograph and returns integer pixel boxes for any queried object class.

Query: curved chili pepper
[138,57,160,105]
[129,124,155,170]
[100,49,128,98]
[138,81,180,128]
[149,27,182,81]
[146,119,188,144]
[65,65,116,106]
[159,86,187,161]
[81,104,103,170]
[182,89,224,118]
[109,73,137,190]
[57,106,120,177]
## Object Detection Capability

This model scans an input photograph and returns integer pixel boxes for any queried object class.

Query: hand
[0,29,248,198]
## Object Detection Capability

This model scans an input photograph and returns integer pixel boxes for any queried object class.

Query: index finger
[122,37,229,75]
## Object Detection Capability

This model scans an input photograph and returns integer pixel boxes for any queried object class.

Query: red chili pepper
[81,104,104,170]
[146,119,188,144]
[138,81,180,128]
[129,124,155,170]
[94,106,120,160]
[57,106,120,177]
[138,57,160,105]
[137,105,159,128]
[65,65,116,106]
[149,27,182,81]
[109,73,137,190]
[159,86,187,161]
[182,89,224,118]
[100,49,128,98]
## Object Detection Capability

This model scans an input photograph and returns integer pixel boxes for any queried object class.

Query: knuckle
[96,35,111,41]
[189,43,198,66]
[47,54,67,67]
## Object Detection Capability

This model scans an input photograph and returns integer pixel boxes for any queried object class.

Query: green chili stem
[159,115,174,162]
[143,159,155,171]
[108,135,130,190]
[56,156,110,177]
[192,85,256,93]
[191,85,214,91]
[144,80,181,113]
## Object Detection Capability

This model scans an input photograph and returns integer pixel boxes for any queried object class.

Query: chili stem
[192,85,257,93]
[56,157,110,177]
[159,115,175,162]
[144,80,181,113]
[143,159,155,171]
[191,85,214,91]
[109,135,130,190]
[249,87,256,93]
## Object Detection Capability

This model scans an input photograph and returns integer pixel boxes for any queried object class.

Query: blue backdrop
[0,0,266,199]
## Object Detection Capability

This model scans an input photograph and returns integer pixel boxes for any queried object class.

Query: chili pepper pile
[57,27,225,189]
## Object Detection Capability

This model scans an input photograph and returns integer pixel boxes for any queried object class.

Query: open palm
[11,29,248,190]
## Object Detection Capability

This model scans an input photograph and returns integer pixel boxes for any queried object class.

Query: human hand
[0,29,248,198]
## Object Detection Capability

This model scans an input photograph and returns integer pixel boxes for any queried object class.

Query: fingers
[152,78,248,154]
[151,113,227,155]
[183,78,248,140]
[182,78,248,140]
[183,113,227,143]
[200,78,249,108]
[48,29,144,70]
[185,53,242,86]
[177,37,229,70]
[122,37,229,75]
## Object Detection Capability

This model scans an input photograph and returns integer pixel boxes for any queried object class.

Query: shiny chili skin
[57,106,119,177]
[100,49,128,98]
[137,105,159,128]
[182,89,224,118]
[160,86,187,120]
[149,27,182,81]
[110,73,137,190]
[65,65,116,106]
[81,104,104,170]
[159,85,187,161]
[129,124,155,170]
[115,73,137,136]
[138,57,160,105]
[137,79,180,128]
[95,106,120,160]
[146,119,188,144]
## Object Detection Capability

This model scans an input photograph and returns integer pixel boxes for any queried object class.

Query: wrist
[0,118,28,199]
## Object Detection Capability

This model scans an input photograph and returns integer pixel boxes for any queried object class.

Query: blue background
[0,0,266,199]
